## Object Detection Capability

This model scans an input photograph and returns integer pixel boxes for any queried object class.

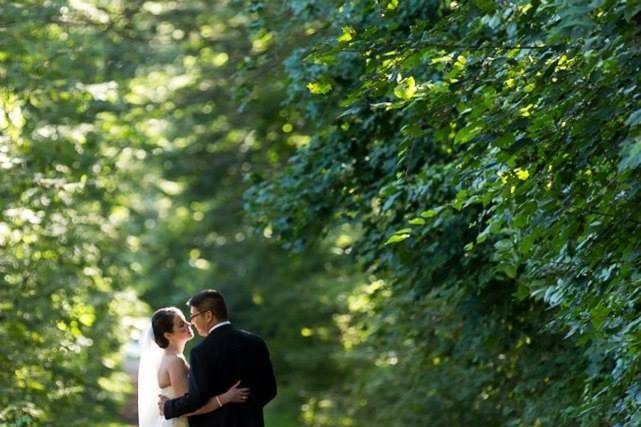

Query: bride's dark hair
[151,307,181,349]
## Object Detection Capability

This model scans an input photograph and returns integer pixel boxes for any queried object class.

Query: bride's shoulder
[160,352,188,370]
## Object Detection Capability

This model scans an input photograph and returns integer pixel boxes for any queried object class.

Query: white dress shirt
[208,320,231,334]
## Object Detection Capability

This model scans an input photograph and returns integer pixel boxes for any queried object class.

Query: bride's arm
[168,358,249,416]
[167,356,191,397]
[185,381,249,416]
[163,353,209,418]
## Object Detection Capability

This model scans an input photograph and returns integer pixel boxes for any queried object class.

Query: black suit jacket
[164,324,277,427]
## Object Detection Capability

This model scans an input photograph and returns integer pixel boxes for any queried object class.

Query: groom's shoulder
[236,327,261,338]
[234,327,268,345]
[190,340,206,355]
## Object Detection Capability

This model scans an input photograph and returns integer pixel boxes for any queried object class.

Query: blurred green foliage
[245,0,641,426]
[2,0,355,426]
[107,1,358,425]
[0,1,148,425]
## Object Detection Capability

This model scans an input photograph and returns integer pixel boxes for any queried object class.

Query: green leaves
[386,0,399,11]
[625,109,641,127]
[244,0,641,426]
[307,81,333,95]
[0,2,149,424]
[394,76,417,101]
[385,233,410,244]
[589,302,611,330]
[618,137,641,171]
[454,125,482,144]
[337,26,355,43]
[473,0,496,13]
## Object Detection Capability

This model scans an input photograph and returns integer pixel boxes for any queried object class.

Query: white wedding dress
[159,386,188,427]
[138,326,189,427]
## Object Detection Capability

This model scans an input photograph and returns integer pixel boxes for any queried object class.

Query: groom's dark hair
[188,289,228,321]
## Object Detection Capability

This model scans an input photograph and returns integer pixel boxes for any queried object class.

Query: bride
[138,307,249,427]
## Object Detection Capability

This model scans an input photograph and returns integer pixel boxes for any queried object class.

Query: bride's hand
[222,380,250,404]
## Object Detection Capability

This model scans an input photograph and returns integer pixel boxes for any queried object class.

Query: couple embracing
[138,289,277,427]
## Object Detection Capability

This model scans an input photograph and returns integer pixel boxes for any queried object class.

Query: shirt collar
[208,320,231,334]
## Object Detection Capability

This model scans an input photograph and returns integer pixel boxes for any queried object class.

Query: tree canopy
[246,0,641,426]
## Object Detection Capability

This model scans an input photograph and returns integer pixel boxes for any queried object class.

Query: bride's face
[169,312,194,344]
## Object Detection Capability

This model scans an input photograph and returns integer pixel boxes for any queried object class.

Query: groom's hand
[158,395,168,416]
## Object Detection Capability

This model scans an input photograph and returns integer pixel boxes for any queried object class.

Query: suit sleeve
[254,339,277,407]
[163,349,210,419]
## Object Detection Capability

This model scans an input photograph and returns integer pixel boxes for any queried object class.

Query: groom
[159,289,277,427]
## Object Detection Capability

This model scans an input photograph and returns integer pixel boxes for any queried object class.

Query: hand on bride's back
[224,380,250,404]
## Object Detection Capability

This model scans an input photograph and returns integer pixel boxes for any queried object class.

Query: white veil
[138,324,164,427]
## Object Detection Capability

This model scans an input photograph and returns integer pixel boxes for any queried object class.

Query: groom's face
[189,306,210,337]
